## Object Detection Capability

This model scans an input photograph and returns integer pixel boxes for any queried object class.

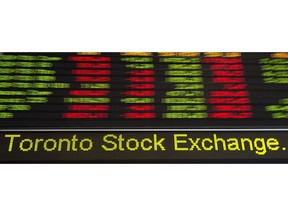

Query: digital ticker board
[1,52,288,163]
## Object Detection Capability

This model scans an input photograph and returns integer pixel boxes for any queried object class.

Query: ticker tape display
[0,52,288,163]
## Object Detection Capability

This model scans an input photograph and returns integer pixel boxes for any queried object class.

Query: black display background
[0,52,287,128]
[0,130,287,163]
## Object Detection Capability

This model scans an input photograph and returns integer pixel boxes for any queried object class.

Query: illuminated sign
[0,130,286,163]
[0,52,287,163]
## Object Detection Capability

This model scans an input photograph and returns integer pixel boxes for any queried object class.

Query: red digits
[68,56,111,62]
